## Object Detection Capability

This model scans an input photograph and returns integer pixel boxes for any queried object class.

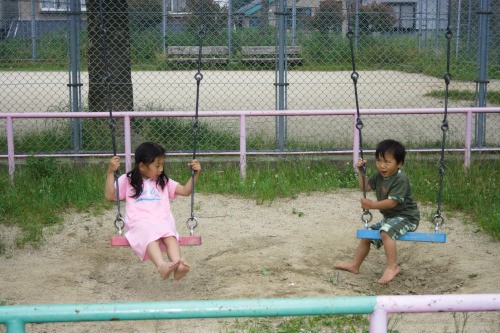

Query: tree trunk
[87,0,133,112]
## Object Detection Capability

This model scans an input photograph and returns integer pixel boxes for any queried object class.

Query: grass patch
[1,29,497,82]
[225,314,369,333]
[0,157,112,248]
[424,90,500,105]
[1,155,498,251]
[406,156,500,238]
[199,159,356,204]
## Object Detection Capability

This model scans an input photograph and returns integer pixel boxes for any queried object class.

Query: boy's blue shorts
[369,216,418,249]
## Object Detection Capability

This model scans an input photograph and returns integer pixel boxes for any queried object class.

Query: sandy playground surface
[0,190,499,333]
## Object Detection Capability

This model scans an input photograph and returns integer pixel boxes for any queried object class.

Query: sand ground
[1,190,499,333]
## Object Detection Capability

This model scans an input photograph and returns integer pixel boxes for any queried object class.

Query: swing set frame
[346,1,453,244]
[100,0,207,247]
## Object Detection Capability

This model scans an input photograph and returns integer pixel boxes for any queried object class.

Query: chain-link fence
[0,0,498,157]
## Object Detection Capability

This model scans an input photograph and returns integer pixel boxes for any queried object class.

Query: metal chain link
[98,0,124,235]
[347,4,372,228]
[1,3,497,175]
[433,0,453,233]
[185,0,206,236]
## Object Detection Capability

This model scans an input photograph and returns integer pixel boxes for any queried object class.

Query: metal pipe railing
[0,296,376,333]
[1,294,499,333]
[1,107,499,181]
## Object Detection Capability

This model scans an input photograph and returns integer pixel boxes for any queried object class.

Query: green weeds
[224,314,369,333]
[424,90,500,105]
[1,155,498,251]
[0,157,111,248]
[405,156,499,238]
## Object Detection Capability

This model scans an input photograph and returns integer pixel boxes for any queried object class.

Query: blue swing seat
[356,229,446,243]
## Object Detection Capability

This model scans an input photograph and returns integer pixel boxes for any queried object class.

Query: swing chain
[355,117,364,130]
[97,0,125,237]
[432,213,445,233]
[114,214,125,235]
[186,0,206,233]
[350,71,359,85]
[185,216,199,236]
[434,0,453,233]
[361,210,373,229]
[347,4,372,227]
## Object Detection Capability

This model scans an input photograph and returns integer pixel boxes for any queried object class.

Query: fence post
[352,114,359,168]
[6,116,15,184]
[240,115,247,179]
[369,305,388,333]
[464,108,472,168]
[4,319,24,333]
[124,115,132,172]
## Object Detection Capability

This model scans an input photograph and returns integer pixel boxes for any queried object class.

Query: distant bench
[159,46,229,64]
[240,46,303,65]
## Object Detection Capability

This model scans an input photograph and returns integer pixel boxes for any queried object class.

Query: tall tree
[87,0,133,112]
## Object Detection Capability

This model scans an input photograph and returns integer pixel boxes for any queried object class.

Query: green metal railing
[1,296,376,333]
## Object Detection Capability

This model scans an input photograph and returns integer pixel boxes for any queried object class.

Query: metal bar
[30,0,36,61]
[276,0,287,152]
[68,0,83,152]
[240,114,247,179]
[124,115,132,173]
[352,114,359,168]
[2,295,499,333]
[0,297,376,333]
[8,148,500,160]
[1,108,499,181]
[475,0,491,147]
[1,107,499,119]
[371,294,500,333]
[6,116,15,182]
[465,108,473,168]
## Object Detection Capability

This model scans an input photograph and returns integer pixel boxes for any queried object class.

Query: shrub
[310,0,344,37]
[354,3,397,34]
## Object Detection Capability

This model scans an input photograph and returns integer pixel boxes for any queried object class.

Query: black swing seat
[357,229,446,243]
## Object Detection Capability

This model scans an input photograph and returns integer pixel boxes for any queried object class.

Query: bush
[355,3,397,34]
[310,0,344,36]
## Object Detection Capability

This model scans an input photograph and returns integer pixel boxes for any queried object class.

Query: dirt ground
[1,190,499,333]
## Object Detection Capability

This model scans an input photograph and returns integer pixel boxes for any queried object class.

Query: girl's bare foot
[158,260,179,280]
[378,266,400,284]
[334,262,360,274]
[174,259,190,281]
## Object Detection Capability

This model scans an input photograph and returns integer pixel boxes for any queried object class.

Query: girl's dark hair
[375,139,406,165]
[127,142,169,199]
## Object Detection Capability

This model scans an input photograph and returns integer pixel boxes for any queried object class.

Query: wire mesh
[0,0,498,156]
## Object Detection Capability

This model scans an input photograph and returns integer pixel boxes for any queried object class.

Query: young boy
[335,139,420,283]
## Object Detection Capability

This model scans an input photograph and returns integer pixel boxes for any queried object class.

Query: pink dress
[116,175,180,261]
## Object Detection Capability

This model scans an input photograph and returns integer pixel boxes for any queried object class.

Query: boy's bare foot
[174,259,191,281]
[334,262,360,274]
[378,266,400,284]
[158,260,179,280]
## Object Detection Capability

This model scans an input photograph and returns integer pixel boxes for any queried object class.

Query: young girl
[105,142,201,281]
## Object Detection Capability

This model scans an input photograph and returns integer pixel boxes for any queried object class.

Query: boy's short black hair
[375,139,406,165]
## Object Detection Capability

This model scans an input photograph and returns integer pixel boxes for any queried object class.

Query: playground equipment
[348,1,453,244]
[101,0,206,247]
[1,294,499,333]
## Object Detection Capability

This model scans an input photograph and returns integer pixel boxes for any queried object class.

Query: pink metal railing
[1,107,499,181]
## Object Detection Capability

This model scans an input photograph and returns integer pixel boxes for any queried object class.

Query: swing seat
[110,235,202,247]
[356,229,446,243]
